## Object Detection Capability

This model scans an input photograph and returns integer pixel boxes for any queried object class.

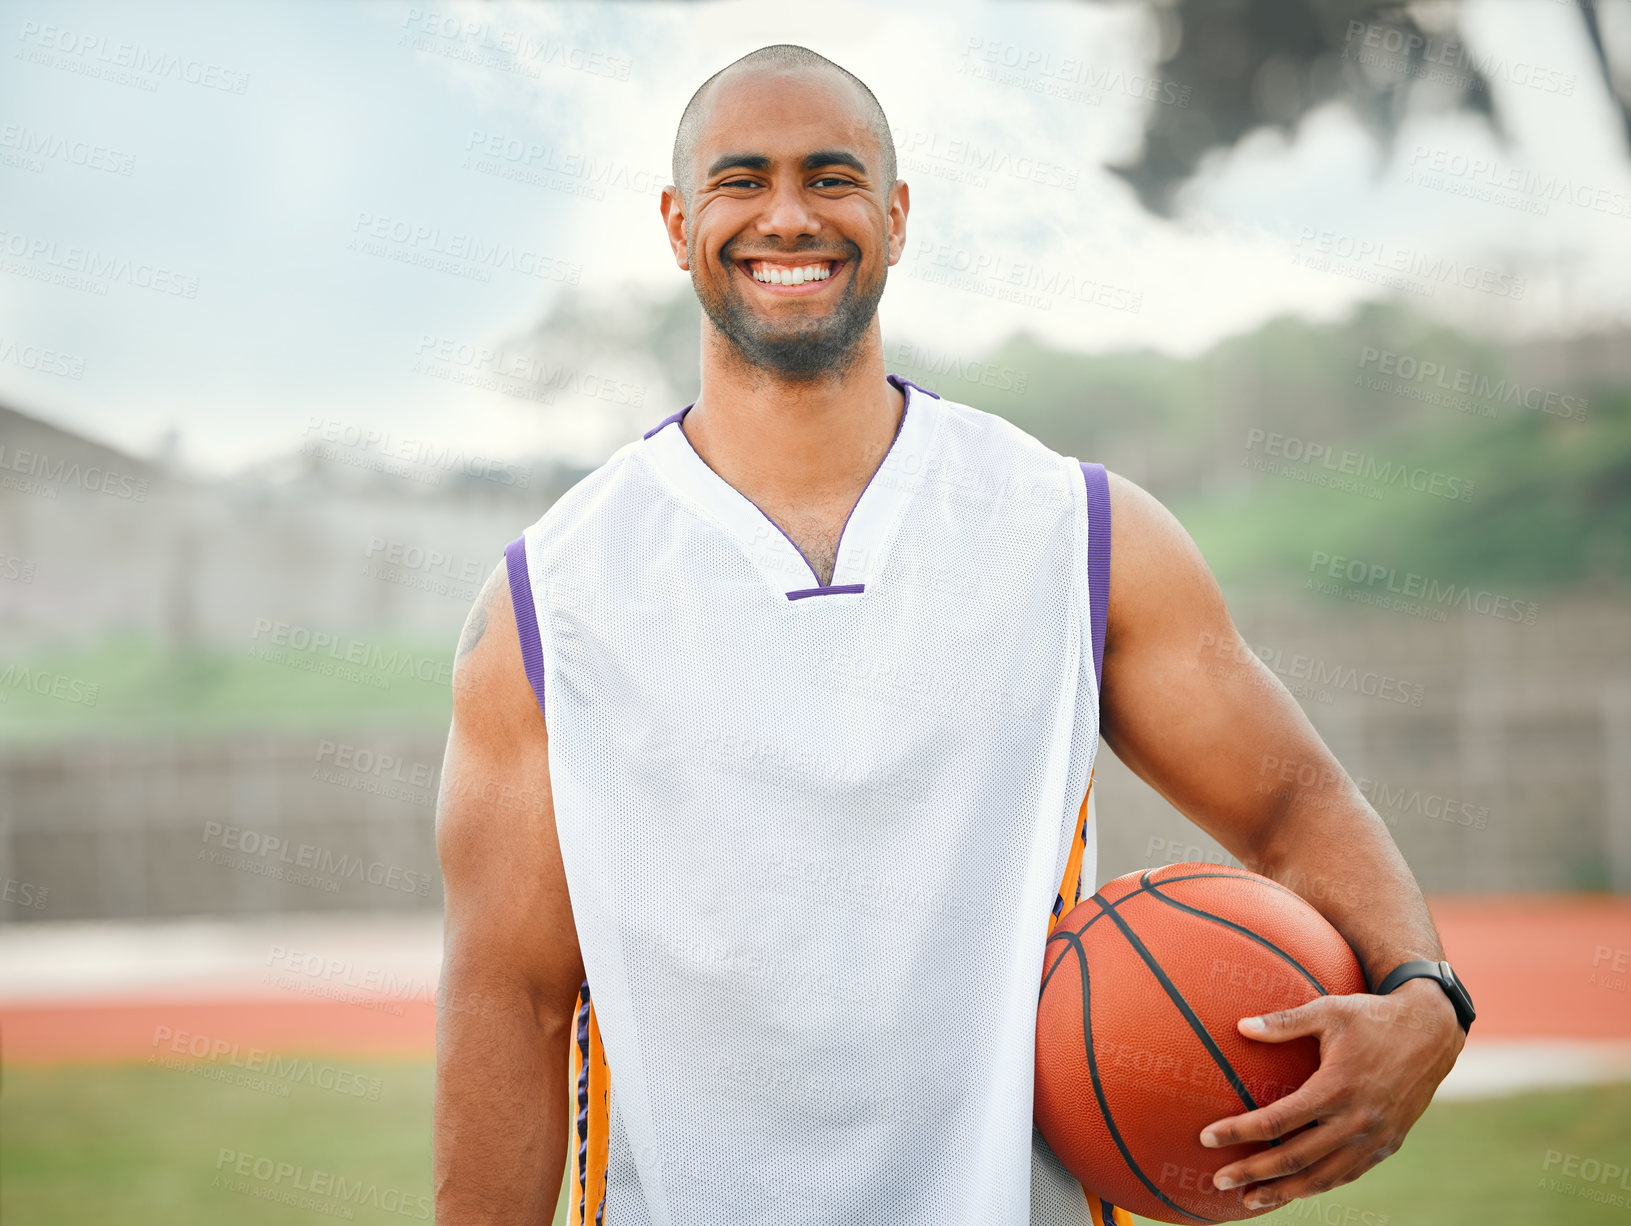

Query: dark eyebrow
[802,150,867,175]
[705,150,869,179]
[706,153,770,178]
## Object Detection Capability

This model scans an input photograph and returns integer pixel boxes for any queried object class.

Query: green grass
[0,632,455,744]
[1241,1080,1631,1226]
[0,1059,565,1225]
[5,1059,1630,1223]
[1173,391,1631,600]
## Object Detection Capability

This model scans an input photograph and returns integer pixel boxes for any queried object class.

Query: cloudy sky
[1,0,1627,472]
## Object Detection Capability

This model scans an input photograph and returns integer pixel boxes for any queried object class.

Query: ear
[886,179,910,266]
[660,185,690,271]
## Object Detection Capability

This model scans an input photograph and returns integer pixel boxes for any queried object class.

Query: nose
[755,175,821,242]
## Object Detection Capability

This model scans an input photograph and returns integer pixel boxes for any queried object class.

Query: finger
[1211,1120,1343,1191]
[1238,1142,1373,1212]
[1235,996,1336,1044]
[1200,1071,1340,1148]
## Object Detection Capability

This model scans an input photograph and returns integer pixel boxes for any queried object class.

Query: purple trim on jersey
[1080,461,1111,697]
[504,535,548,717]
[642,403,694,440]
[886,371,940,399]
[638,372,932,438]
[823,378,911,590]
[643,374,922,598]
[656,401,824,584]
[786,583,866,600]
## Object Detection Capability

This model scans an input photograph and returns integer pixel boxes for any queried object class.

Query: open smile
[735,256,848,296]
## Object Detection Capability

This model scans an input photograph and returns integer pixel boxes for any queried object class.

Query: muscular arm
[1099,472,1441,982]
[434,559,583,1224]
[1097,472,1463,1208]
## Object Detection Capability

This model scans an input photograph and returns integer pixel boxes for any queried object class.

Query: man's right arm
[434,557,583,1224]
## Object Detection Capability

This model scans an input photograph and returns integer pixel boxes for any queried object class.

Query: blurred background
[0,0,1627,1222]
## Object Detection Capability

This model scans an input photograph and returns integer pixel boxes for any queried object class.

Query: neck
[683,322,904,512]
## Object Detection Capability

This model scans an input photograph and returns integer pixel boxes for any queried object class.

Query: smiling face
[663,67,908,383]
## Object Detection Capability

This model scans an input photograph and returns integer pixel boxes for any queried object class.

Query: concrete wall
[2,595,1626,924]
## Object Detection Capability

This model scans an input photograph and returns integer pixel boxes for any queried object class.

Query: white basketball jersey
[504,374,1122,1225]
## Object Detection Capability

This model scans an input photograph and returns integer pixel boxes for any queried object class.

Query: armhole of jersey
[504,535,548,717]
[1048,462,1110,938]
[1078,461,1111,700]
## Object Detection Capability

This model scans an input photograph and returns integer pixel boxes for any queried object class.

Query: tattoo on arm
[456,562,508,660]
[455,602,489,659]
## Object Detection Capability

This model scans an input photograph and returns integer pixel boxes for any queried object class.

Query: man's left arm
[1096,472,1466,1212]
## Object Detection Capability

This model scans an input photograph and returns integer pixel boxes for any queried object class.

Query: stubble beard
[690,234,885,385]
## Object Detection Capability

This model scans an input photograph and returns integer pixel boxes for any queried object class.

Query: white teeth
[751,262,832,285]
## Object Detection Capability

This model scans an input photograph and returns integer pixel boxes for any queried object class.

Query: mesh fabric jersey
[504,373,1129,1225]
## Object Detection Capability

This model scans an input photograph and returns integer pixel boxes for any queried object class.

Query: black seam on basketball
[1040,937,1073,999]
[1043,870,1314,1051]
[1053,927,1219,1225]
[1148,866,1304,902]
[1043,872,1282,993]
[1056,871,1298,946]
[1091,894,1261,1117]
[1140,871,1330,995]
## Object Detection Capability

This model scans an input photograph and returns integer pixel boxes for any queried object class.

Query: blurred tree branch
[1105,0,1628,214]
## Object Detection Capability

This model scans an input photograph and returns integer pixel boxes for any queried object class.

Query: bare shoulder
[438,555,552,871]
[437,552,581,1024]
[1102,469,1233,653]
[448,556,544,744]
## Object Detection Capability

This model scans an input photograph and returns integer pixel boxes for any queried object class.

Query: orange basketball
[1035,863,1367,1223]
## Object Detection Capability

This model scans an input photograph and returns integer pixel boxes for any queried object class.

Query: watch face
[1439,961,1475,1023]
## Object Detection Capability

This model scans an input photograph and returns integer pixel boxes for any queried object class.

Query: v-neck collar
[640,373,940,600]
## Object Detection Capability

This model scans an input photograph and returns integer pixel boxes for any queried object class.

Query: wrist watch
[1374,959,1476,1034]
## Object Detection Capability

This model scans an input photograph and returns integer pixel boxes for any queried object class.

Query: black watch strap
[1375,959,1475,1034]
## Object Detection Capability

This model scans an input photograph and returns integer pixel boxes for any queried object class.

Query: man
[434,43,1468,1226]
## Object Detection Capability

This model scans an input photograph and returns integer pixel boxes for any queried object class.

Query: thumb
[1237,997,1328,1043]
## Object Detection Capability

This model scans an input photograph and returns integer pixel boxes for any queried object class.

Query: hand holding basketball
[1199,977,1466,1211]
[1036,864,1371,1223]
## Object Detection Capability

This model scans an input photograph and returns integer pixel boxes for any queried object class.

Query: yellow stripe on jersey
[565,986,610,1226]
[1048,770,1094,938]
[1086,1191,1139,1225]
[1058,776,1121,1226]
[585,1002,610,1220]
[566,993,586,1223]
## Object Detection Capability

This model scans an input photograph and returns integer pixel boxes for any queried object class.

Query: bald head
[671,44,897,207]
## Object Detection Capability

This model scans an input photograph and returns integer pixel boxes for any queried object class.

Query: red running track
[1,897,1626,1065]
